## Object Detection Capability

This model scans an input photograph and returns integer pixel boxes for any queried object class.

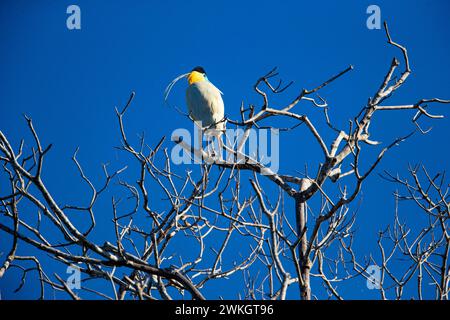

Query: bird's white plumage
[186,80,225,132]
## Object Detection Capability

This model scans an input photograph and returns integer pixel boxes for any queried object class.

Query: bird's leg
[202,134,217,164]
[199,126,216,163]
[194,125,204,164]
[206,135,215,159]
[207,132,223,162]
[216,133,223,162]
[200,126,212,160]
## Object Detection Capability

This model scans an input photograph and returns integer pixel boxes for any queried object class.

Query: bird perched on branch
[165,66,225,158]
[186,66,225,134]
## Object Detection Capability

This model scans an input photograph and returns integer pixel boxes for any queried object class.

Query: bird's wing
[208,81,224,95]
[186,82,224,129]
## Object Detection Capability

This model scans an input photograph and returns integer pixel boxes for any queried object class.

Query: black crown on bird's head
[191,66,206,74]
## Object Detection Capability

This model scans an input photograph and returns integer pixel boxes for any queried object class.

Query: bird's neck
[187,71,205,85]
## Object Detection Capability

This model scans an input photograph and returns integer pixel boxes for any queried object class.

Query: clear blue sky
[0,0,449,299]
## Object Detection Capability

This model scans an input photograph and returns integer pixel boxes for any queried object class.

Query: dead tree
[0,22,448,300]
[371,166,449,300]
